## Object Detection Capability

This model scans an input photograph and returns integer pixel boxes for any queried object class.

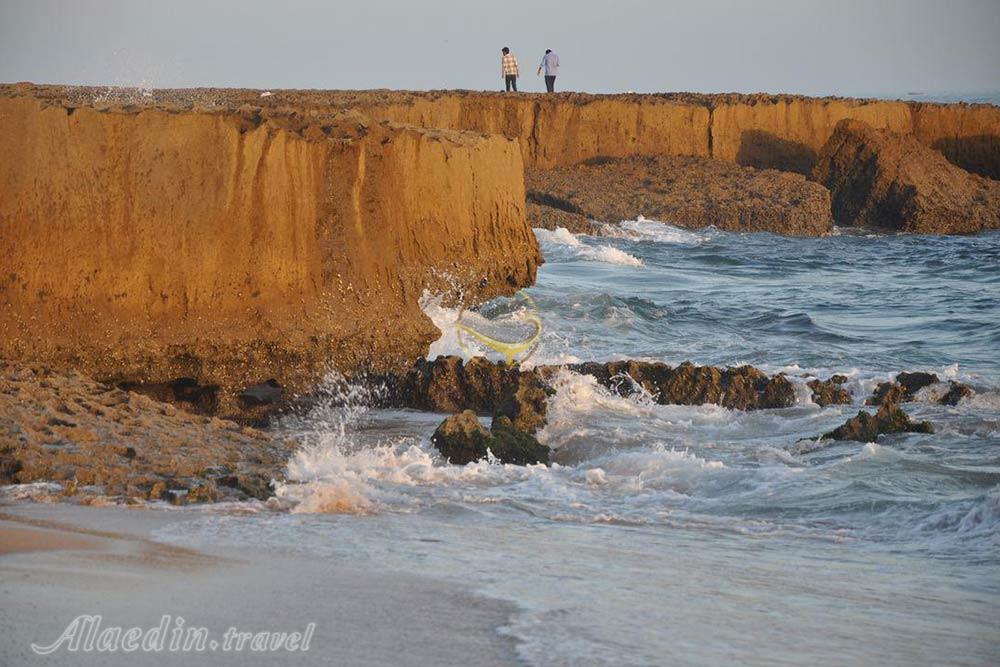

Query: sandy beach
[0,504,520,666]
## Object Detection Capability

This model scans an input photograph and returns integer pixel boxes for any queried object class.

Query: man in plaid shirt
[501,47,519,92]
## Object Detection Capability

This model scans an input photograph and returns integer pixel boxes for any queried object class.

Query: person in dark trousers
[537,49,560,92]
[501,47,520,92]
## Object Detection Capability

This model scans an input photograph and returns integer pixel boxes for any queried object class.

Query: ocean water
[159,221,1000,666]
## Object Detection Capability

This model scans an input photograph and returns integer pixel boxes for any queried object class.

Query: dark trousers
[544,75,556,92]
[505,75,517,92]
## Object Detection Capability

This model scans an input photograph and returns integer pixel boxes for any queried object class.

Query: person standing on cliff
[537,49,560,92]
[501,47,520,92]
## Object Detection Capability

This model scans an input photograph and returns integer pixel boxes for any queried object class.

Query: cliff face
[12,85,996,175]
[709,97,914,174]
[0,93,541,411]
[358,94,712,170]
[345,92,1000,178]
[911,103,1000,180]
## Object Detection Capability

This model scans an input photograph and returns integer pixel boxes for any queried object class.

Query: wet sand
[0,504,520,667]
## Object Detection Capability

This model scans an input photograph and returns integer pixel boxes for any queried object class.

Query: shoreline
[0,504,522,666]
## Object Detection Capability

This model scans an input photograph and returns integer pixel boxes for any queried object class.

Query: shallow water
[158,222,1000,666]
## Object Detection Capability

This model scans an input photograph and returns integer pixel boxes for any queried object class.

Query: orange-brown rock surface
[0,87,541,413]
[812,119,1000,234]
[525,155,834,236]
[0,361,293,503]
[12,85,997,175]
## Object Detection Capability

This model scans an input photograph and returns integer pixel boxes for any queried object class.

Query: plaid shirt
[501,53,519,77]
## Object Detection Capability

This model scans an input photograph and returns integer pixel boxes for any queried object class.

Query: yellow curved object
[456,311,543,365]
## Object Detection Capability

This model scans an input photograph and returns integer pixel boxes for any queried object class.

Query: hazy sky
[1,0,998,96]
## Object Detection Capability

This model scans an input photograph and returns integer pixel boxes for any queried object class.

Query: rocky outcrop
[821,400,934,442]
[807,375,852,406]
[382,356,552,434]
[562,360,797,409]
[430,410,549,465]
[431,411,492,465]
[382,356,798,433]
[867,372,974,407]
[0,89,541,415]
[525,155,834,236]
[812,119,1000,233]
[0,362,293,503]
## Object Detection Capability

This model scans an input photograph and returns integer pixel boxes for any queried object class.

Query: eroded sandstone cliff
[19,86,997,176]
[0,88,541,413]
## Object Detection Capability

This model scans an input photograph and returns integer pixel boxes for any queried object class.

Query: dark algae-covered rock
[867,372,974,407]
[431,410,493,465]
[385,357,799,432]
[939,382,974,406]
[808,376,853,406]
[430,410,549,465]
[563,360,796,410]
[488,416,550,465]
[821,400,935,442]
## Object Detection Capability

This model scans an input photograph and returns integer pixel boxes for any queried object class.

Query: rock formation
[812,119,1000,234]
[0,88,541,414]
[867,372,974,407]
[821,400,934,442]
[807,375,852,406]
[430,410,549,465]
[525,155,834,236]
[0,362,292,503]
[381,356,798,436]
[561,360,797,410]
[381,356,552,434]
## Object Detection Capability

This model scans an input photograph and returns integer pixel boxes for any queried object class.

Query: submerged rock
[812,119,1000,234]
[939,381,974,407]
[821,400,934,442]
[430,410,549,466]
[525,155,834,236]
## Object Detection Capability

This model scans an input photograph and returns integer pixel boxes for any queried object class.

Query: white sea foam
[578,244,644,266]
[535,227,644,266]
[534,226,583,246]
[598,216,714,245]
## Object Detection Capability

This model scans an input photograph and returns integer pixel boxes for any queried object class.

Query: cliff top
[2,83,996,114]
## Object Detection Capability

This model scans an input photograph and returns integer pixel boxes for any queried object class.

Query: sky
[1,0,998,97]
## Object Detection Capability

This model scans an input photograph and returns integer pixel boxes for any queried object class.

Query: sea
[154,220,1000,666]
